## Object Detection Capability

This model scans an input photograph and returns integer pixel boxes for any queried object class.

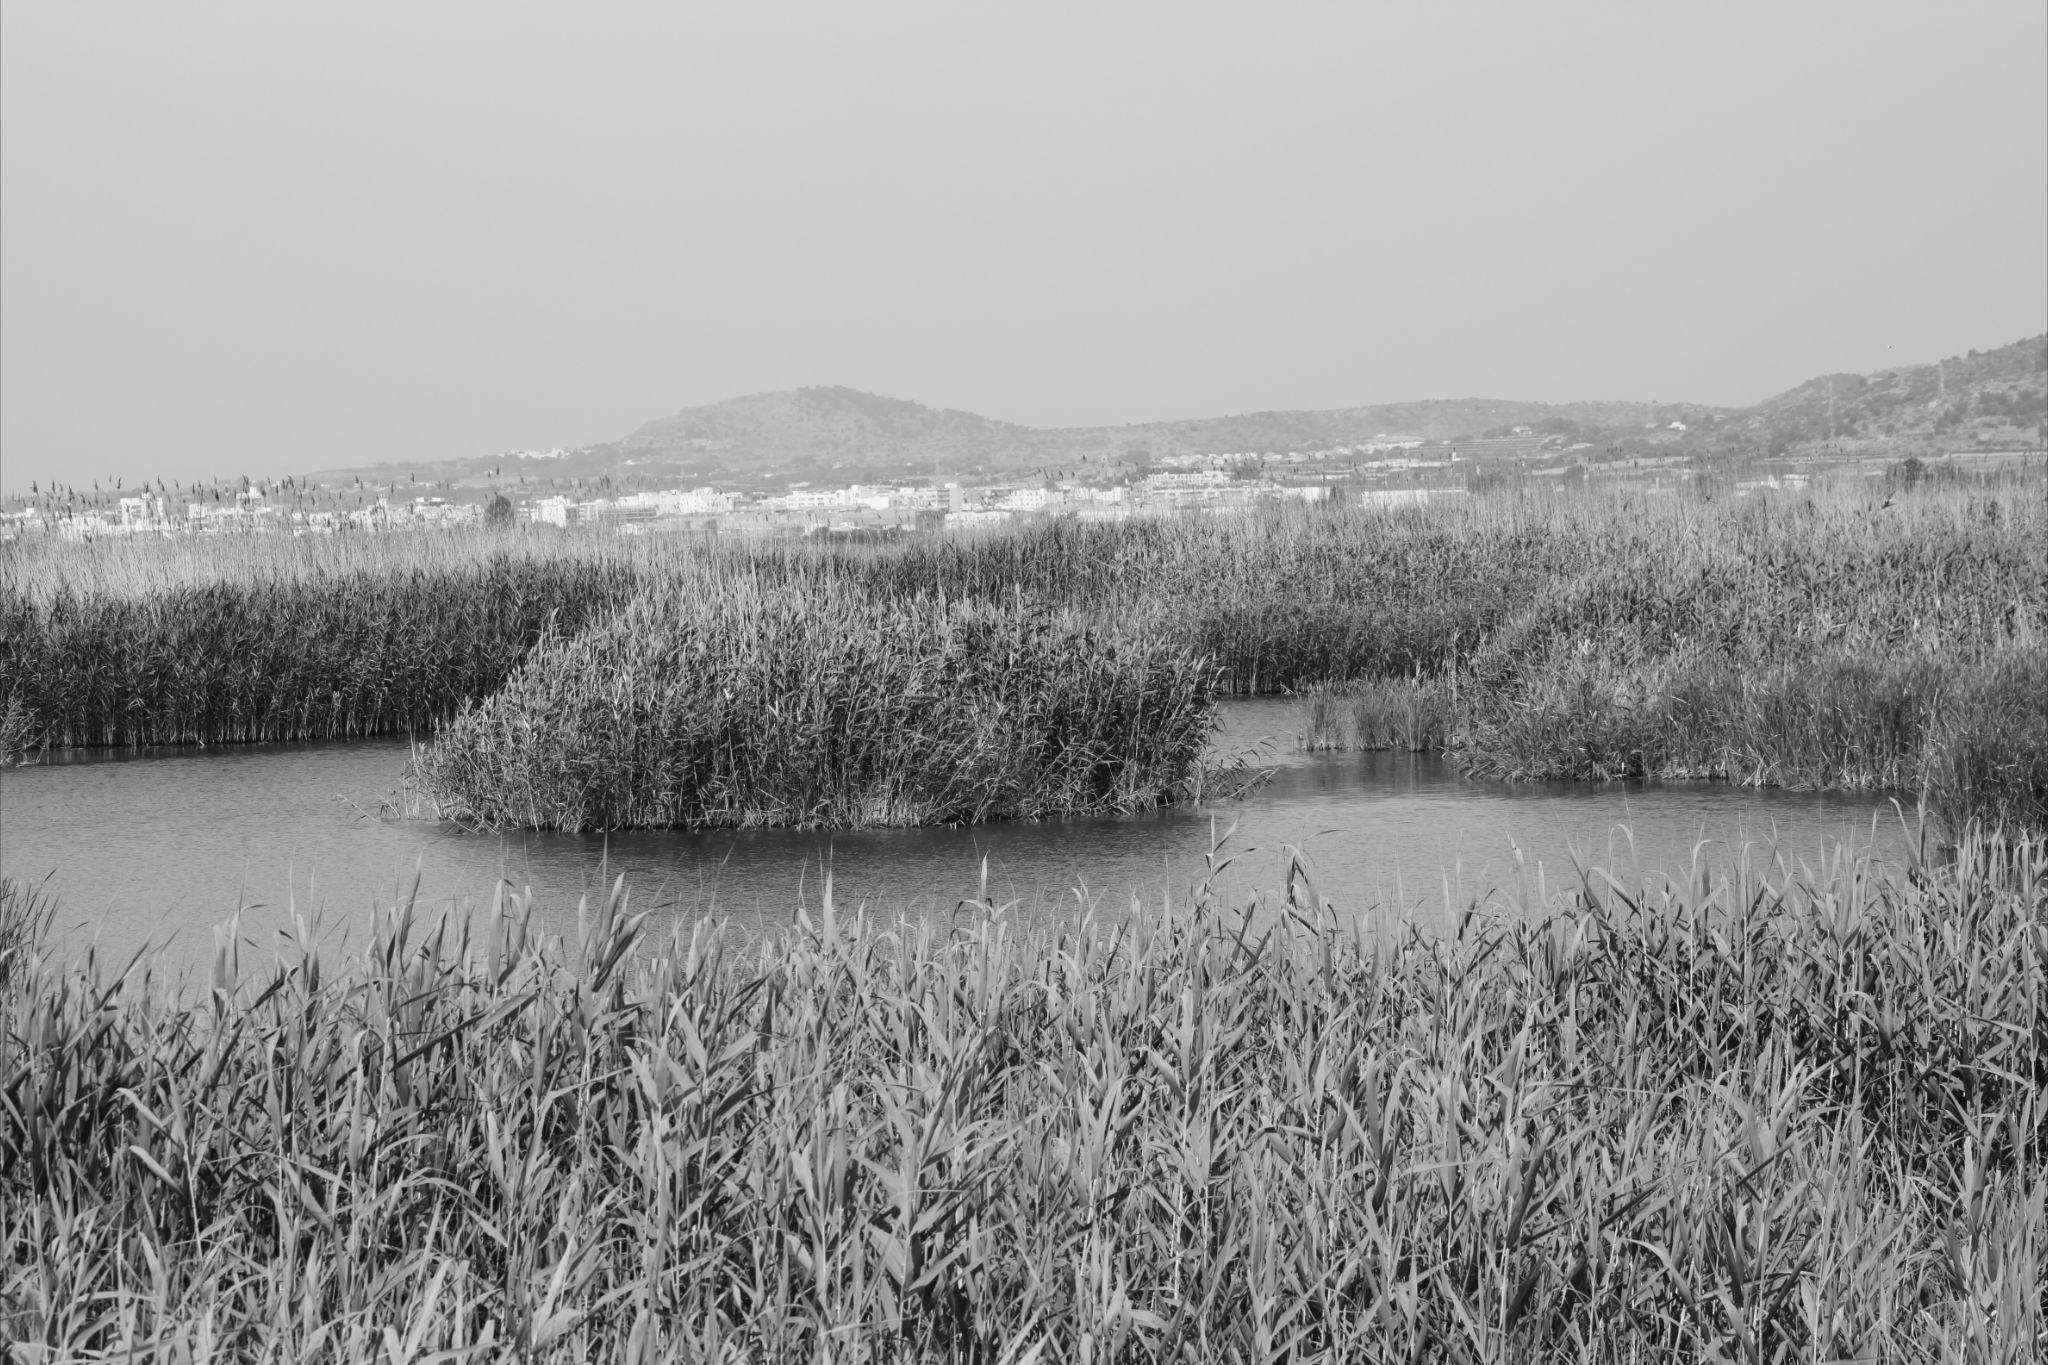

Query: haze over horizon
[3,3,2044,492]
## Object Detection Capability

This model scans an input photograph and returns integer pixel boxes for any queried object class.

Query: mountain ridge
[307,335,2046,489]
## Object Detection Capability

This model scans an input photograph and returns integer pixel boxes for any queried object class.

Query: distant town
[6,428,2044,543]
[7,331,2043,541]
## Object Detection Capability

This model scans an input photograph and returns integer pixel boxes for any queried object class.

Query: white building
[888,483,964,511]
[943,508,1012,531]
[617,487,734,517]
[772,487,856,513]
[117,495,166,526]
[1142,469,1231,491]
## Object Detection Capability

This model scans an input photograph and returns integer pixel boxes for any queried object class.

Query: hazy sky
[4,3,2044,491]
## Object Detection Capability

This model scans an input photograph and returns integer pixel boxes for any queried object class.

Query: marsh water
[4,701,1915,974]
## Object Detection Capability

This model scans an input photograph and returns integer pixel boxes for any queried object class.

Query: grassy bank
[408,582,1219,831]
[3,834,2042,1361]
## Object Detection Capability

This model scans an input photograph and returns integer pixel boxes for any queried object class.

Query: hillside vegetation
[1738,334,2046,455]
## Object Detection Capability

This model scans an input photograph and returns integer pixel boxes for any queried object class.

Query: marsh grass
[0,508,1527,750]
[407,582,1221,832]
[2,835,2042,1361]
[6,484,2045,829]
[0,879,54,1007]
[1304,647,2048,839]
[1287,486,2048,831]
[1297,674,1459,752]
[1919,649,2048,835]
[0,693,41,766]
[0,542,642,748]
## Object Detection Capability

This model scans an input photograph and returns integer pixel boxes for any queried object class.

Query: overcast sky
[3,3,2044,491]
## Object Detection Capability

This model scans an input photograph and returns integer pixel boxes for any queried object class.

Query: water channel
[3,701,1917,976]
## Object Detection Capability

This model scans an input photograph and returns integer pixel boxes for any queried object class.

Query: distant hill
[618,387,1029,454]
[305,335,2046,491]
[1110,398,1658,454]
[1744,334,2045,453]
[601,386,1065,487]
[578,391,1682,489]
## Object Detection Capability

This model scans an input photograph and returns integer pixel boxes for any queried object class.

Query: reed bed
[3,832,2042,1361]
[6,484,2044,826]
[0,493,1685,750]
[0,693,40,767]
[0,549,641,749]
[408,582,1220,831]
[1448,493,2048,831]
[0,524,643,605]
[1302,645,2048,834]
[1461,643,2048,829]
[1297,674,1458,754]
[0,507,1525,749]
[859,507,1547,694]
[1283,486,2048,831]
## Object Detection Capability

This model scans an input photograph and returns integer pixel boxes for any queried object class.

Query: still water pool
[3,701,1914,973]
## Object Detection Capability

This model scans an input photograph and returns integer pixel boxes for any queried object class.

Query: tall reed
[0,548,641,747]
[7,486,2044,829]
[408,581,1221,831]
[0,879,53,1008]
[4,834,2041,1360]
[1288,486,2048,830]
[0,693,40,766]
[1298,673,1458,752]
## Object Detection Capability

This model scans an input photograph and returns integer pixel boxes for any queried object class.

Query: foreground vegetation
[409,583,1219,831]
[4,481,2044,830]
[3,831,2042,1361]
